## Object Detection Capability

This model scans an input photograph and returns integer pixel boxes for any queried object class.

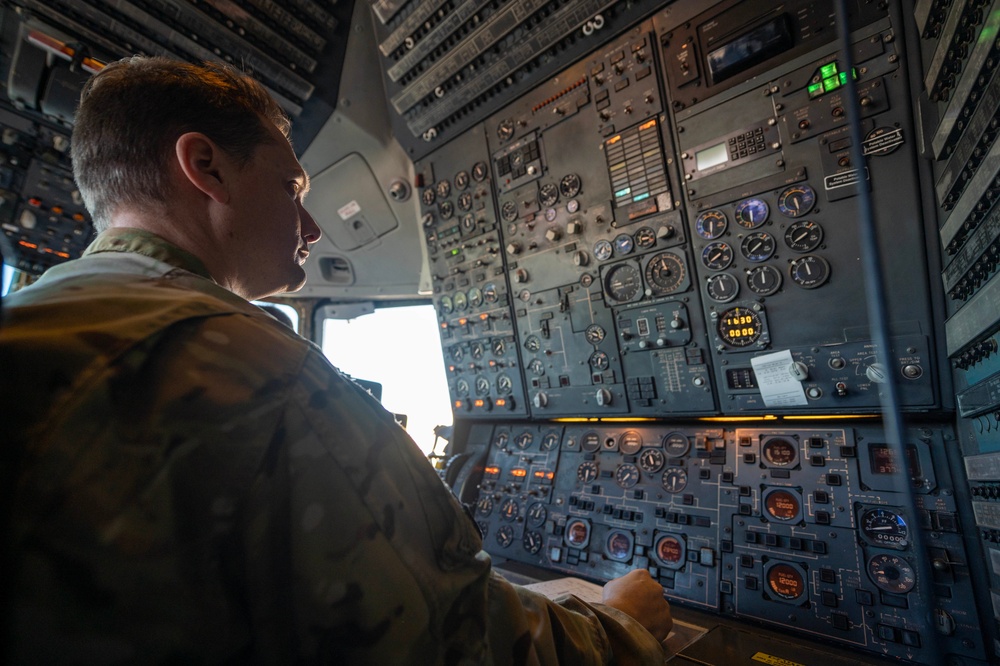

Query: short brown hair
[72,56,290,230]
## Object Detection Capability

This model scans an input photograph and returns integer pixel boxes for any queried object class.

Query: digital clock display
[718,307,763,347]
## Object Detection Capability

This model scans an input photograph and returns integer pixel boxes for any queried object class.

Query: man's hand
[601,569,673,642]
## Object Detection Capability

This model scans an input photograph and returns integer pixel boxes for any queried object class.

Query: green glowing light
[820,62,838,78]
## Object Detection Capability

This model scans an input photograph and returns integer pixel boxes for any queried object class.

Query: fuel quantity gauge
[861,508,909,549]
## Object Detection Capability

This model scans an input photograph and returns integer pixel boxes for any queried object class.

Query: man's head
[72,56,289,231]
[71,57,321,300]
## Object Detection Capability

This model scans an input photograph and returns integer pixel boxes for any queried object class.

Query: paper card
[750,350,809,407]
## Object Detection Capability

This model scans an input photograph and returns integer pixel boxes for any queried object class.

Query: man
[0,57,671,663]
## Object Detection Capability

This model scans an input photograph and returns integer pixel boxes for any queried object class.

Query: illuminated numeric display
[718,307,763,347]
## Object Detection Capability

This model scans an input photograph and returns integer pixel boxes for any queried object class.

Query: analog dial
[614,233,635,255]
[577,460,599,483]
[454,170,470,190]
[777,184,816,217]
[472,161,488,181]
[639,448,666,473]
[663,432,690,457]
[440,294,454,314]
[541,432,559,451]
[455,378,469,396]
[524,335,541,352]
[645,252,686,295]
[565,519,590,547]
[784,220,823,252]
[735,198,769,228]
[593,240,614,261]
[500,498,519,521]
[560,173,582,198]
[615,463,641,488]
[483,283,499,304]
[604,263,642,302]
[762,437,798,466]
[523,530,543,554]
[861,508,909,548]
[635,227,656,248]
[707,273,740,302]
[538,183,559,207]
[497,119,515,141]
[457,192,473,211]
[468,286,483,308]
[767,563,805,600]
[606,531,633,561]
[501,200,518,221]
[514,432,533,449]
[590,350,610,371]
[476,497,493,517]
[764,489,801,521]
[740,232,776,262]
[461,213,476,232]
[470,341,484,360]
[495,525,514,548]
[421,188,436,206]
[527,502,548,527]
[436,180,451,199]
[585,324,606,344]
[439,201,454,219]
[618,430,643,455]
[789,255,830,288]
[475,376,490,396]
[867,554,916,594]
[528,358,545,375]
[747,265,782,296]
[497,375,513,394]
[662,467,688,493]
[702,241,734,270]
[453,290,467,311]
[581,431,602,452]
[491,337,506,357]
[655,535,685,568]
[696,209,728,240]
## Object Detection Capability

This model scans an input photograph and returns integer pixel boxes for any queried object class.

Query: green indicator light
[451,248,460,255]
[823,77,839,92]
[808,82,824,97]
[820,62,838,78]
[839,71,848,84]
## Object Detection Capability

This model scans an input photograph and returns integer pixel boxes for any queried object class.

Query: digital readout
[718,307,763,347]
[870,444,921,480]
[696,142,729,171]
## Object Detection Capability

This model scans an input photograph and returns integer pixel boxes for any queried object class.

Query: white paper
[337,200,361,220]
[750,350,809,407]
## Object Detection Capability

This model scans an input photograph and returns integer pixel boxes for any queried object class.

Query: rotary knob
[595,388,613,406]
[515,268,529,283]
[506,242,521,255]
[533,392,548,408]
[545,227,562,242]
[573,250,590,266]
[866,362,888,384]
[788,362,809,381]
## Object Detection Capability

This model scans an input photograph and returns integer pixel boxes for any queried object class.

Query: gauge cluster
[470,422,981,663]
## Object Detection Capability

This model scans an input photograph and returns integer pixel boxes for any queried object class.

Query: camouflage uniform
[1,228,664,664]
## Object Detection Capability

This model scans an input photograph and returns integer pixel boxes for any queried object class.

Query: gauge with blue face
[735,197,769,228]
[695,209,728,239]
[593,239,613,261]
[740,232,776,262]
[702,241,734,270]
[614,233,635,255]
[778,184,816,217]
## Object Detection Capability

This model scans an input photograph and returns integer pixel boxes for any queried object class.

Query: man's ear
[174,132,231,204]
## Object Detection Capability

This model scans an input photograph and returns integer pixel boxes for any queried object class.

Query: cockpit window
[321,303,452,455]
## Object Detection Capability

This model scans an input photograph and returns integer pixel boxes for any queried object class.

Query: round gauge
[702,241,734,270]
[577,460,599,483]
[655,534,686,568]
[741,232,776,262]
[470,341,484,360]
[544,208,557,222]
[565,519,590,548]
[861,508,909,548]
[450,345,465,363]
[497,119,515,141]
[635,227,656,248]
[454,170,470,190]
[494,431,509,448]
[476,497,493,516]
[645,252,686,295]
[477,521,488,538]
[472,161,488,181]
[764,489,801,521]
[435,180,451,200]
[594,240,614,261]
[497,375,513,394]
[707,273,740,302]
[423,189,440,210]
[453,290,468,311]
[461,213,476,232]
[581,431,602,452]
[614,233,635,255]
[457,192,473,211]
[440,294,454,313]
[789,255,830,289]
[483,283,499,304]
[514,432,533,449]
[585,324,606,344]
[475,376,490,396]
[662,467,688,493]
[717,306,764,347]
[541,432,560,451]
[639,448,666,473]
[784,220,823,252]
[523,530,543,555]
[538,183,559,207]
[777,184,816,218]
[491,337,506,357]
[500,500,521,521]
[735,198,770,228]
[747,265,783,296]
[696,210,728,240]
[867,553,916,594]
[606,530,634,561]
[615,463,641,488]
[422,212,435,229]
[527,501,548,527]
[560,173,582,198]
[767,563,806,600]
[663,432,690,457]
[590,350,610,371]
[762,437,798,467]
[604,263,642,302]
[524,335,541,352]
[439,201,454,219]
[501,200,518,221]
[455,378,470,396]
[496,525,514,548]
[566,199,580,214]
[619,430,643,455]
[468,286,483,308]
[528,358,545,376]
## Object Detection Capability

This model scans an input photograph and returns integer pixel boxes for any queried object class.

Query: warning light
[440,323,448,329]
[639,119,657,131]
[511,468,527,478]
[474,399,485,407]
[485,466,500,477]
[480,313,490,320]
[533,470,555,480]
[458,318,468,326]
[820,62,837,79]
[495,398,507,407]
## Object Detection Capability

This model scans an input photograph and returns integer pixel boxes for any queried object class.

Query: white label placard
[338,200,362,220]
[750,350,809,407]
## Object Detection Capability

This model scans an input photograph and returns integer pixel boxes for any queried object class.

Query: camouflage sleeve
[265,347,666,665]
